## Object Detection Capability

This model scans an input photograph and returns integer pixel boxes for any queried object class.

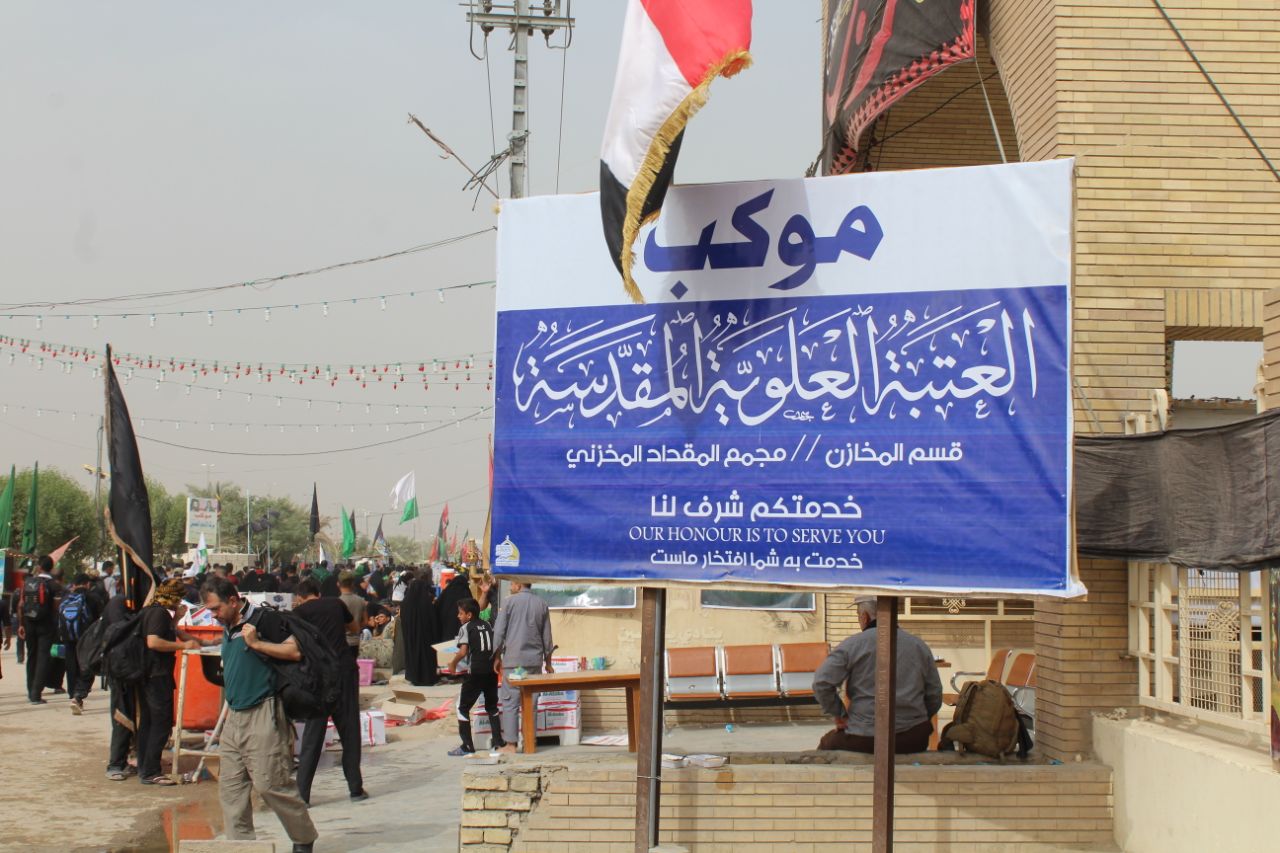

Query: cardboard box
[313,710,388,748]
[380,701,424,725]
[470,699,582,739]
[293,719,336,755]
[536,701,581,732]
[360,710,387,745]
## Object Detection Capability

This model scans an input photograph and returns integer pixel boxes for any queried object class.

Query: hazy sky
[0,3,821,545]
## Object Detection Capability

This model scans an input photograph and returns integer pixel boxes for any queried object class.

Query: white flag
[318,542,330,566]
[390,471,418,523]
[196,532,209,569]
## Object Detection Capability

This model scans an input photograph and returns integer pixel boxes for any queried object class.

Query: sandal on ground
[106,770,127,781]
[141,775,178,786]
[447,746,474,757]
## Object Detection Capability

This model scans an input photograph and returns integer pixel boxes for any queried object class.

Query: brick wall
[462,759,1114,852]
[1033,559,1136,758]
[1263,287,1280,405]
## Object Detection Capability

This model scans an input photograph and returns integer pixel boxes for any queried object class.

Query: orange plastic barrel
[173,625,224,731]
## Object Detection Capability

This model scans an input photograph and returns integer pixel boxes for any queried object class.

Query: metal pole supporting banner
[510,0,528,200]
[634,587,667,852]
[873,595,899,853]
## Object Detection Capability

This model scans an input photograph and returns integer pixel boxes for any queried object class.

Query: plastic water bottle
[725,724,735,733]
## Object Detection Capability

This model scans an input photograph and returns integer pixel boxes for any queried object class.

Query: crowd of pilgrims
[3,558,493,700]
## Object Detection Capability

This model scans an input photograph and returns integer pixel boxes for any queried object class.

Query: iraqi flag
[600,0,752,303]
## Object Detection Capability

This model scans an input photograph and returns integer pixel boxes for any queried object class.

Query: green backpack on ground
[938,679,1032,759]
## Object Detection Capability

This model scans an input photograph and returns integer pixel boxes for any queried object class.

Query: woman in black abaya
[400,571,441,686]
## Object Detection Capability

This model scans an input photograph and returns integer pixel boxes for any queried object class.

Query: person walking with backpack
[445,598,506,756]
[100,589,137,781]
[137,578,203,785]
[292,578,367,805]
[200,576,317,853]
[18,555,63,705]
[59,572,101,714]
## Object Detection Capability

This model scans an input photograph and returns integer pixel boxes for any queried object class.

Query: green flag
[341,505,356,559]
[20,462,37,555]
[0,464,14,552]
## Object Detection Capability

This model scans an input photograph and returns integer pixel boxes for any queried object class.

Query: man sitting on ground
[813,597,942,754]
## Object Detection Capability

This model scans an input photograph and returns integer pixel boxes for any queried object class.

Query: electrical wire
[1149,0,1279,183]
[0,400,489,431]
[555,32,568,193]
[876,72,1001,148]
[3,278,495,321]
[0,228,495,312]
[136,406,493,457]
[485,46,499,159]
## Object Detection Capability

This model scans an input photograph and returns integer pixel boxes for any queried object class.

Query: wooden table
[512,670,641,755]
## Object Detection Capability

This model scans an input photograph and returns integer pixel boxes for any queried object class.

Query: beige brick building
[463,4,1280,850]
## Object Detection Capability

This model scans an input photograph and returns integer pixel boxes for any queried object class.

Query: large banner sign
[185,497,220,547]
[493,160,1079,596]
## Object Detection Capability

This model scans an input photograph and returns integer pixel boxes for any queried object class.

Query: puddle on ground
[97,747,393,851]
[104,797,222,853]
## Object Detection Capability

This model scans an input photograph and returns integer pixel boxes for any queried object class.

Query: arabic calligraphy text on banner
[492,161,1080,597]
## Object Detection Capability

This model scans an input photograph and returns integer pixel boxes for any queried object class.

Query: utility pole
[465,0,575,200]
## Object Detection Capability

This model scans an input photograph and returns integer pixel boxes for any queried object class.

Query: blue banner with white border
[493,161,1080,596]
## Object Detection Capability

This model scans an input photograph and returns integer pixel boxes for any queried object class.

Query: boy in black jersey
[445,598,507,755]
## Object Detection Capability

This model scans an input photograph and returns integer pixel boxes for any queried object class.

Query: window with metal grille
[1128,562,1271,732]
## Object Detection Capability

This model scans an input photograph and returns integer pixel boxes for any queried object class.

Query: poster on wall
[492,159,1080,597]
[185,497,220,547]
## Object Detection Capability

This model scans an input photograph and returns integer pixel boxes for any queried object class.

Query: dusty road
[0,647,466,852]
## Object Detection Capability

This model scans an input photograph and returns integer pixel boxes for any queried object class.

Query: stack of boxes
[472,657,582,747]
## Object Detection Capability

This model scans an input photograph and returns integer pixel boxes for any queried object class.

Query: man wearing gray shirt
[813,597,942,753]
[491,580,554,753]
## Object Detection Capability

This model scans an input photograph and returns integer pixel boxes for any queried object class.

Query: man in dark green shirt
[202,577,317,853]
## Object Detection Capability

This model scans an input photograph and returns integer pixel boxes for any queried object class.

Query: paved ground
[0,645,867,852]
[0,649,479,853]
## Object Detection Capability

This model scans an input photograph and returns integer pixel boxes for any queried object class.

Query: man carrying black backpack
[292,578,366,805]
[59,572,100,714]
[101,589,137,781]
[200,576,317,853]
[18,555,63,705]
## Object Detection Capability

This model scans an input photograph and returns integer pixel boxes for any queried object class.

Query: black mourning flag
[309,483,320,542]
[822,0,977,174]
[103,344,156,609]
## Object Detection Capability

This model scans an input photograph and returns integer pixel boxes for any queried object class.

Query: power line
[136,406,493,457]
[3,278,496,323]
[0,228,495,312]
[0,400,490,431]
[555,33,569,193]
[1149,0,1279,183]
